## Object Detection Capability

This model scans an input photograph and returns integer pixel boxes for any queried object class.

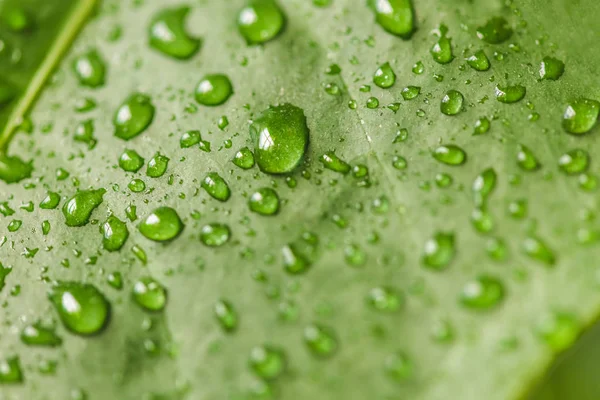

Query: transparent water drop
[180,130,201,148]
[202,172,231,201]
[433,145,466,165]
[473,117,490,135]
[539,56,564,81]
[562,98,599,135]
[48,282,110,335]
[139,207,184,242]
[366,286,403,312]
[0,154,33,184]
[250,104,309,174]
[72,50,106,88]
[440,90,464,115]
[516,144,540,171]
[495,84,526,104]
[132,277,167,311]
[370,0,415,39]
[401,86,420,100]
[373,62,396,88]
[460,275,504,310]
[249,345,286,380]
[558,149,589,174]
[20,323,62,347]
[320,151,351,174]
[114,93,155,140]
[522,236,556,266]
[200,223,231,247]
[195,74,233,106]
[146,153,169,177]
[472,168,496,206]
[214,300,238,332]
[0,357,23,383]
[431,35,453,64]
[100,216,129,252]
[238,1,285,45]
[233,147,256,169]
[282,244,311,274]
[476,17,513,44]
[466,50,490,71]
[62,189,105,227]
[249,187,280,215]
[304,324,338,358]
[422,232,455,270]
[471,208,494,234]
[118,149,145,172]
[149,7,200,59]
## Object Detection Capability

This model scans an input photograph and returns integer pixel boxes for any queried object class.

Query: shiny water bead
[73,119,97,149]
[149,7,200,59]
[0,357,23,383]
[370,0,415,39]
[48,282,110,335]
[282,244,311,274]
[412,60,424,74]
[114,93,155,140]
[366,97,379,108]
[495,84,526,104]
[539,56,564,81]
[392,155,407,170]
[200,223,231,247]
[195,74,233,106]
[473,117,490,135]
[536,312,580,352]
[522,236,556,266]
[0,154,33,184]
[471,208,494,234]
[249,345,286,380]
[320,151,351,174]
[431,35,453,64]
[39,192,60,209]
[516,144,540,171]
[558,149,589,174]
[486,237,508,261]
[367,286,403,312]
[214,300,238,332]
[237,0,285,45]
[440,90,464,115]
[233,147,255,169]
[476,17,513,44]
[132,277,167,311]
[250,104,309,174]
[180,130,201,148]
[460,276,504,310]
[579,173,598,191]
[433,145,466,165]
[466,50,490,71]
[100,216,129,251]
[507,199,527,219]
[373,62,396,88]
[385,352,413,381]
[562,98,600,135]
[139,207,184,242]
[72,50,106,88]
[20,323,62,347]
[62,189,105,227]
[202,172,231,201]
[118,149,145,172]
[304,324,338,357]
[472,168,496,205]
[128,179,146,192]
[249,188,280,215]
[435,172,452,188]
[401,86,420,100]
[422,232,455,270]
[146,153,169,177]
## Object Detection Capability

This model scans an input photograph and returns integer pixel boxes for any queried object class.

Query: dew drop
[562,98,599,135]
[367,286,404,312]
[100,216,129,252]
[422,232,455,271]
[433,145,466,166]
[249,187,280,215]
[62,189,105,227]
[214,300,238,332]
[516,144,540,171]
[539,56,564,81]
[460,276,504,310]
[370,0,415,39]
[72,50,106,88]
[132,277,167,311]
[0,154,33,184]
[536,312,579,352]
[20,323,62,347]
[149,7,200,60]
[195,74,233,106]
[373,62,396,88]
[139,207,184,242]
[48,282,110,335]
[558,149,589,175]
[495,84,526,104]
[201,172,231,202]
[304,324,338,358]
[200,223,231,247]
[440,90,464,115]
[476,17,513,44]
[0,357,23,383]
[114,93,155,140]
[522,235,556,266]
[118,149,145,172]
[466,50,490,71]
[238,1,285,45]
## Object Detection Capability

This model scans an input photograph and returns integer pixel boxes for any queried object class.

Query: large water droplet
[249,345,286,380]
[114,93,155,140]
[373,62,396,88]
[139,207,184,242]
[539,56,564,81]
[132,277,167,311]
[562,98,599,135]
[370,0,415,39]
[238,1,285,45]
[200,223,231,247]
[149,7,200,59]
[202,172,231,201]
[62,189,106,227]
[440,90,464,115]
[250,104,309,174]
[466,50,490,71]
[431,34,453,64]
[48,282,110,335]
[433,145,466,165]
[249,187,280,215]
[195,74,233,106]
[495,84,526,104]
[118,149,145,172]
[0,154,32,184]
[100,216,129,251]
[72,50,106,88]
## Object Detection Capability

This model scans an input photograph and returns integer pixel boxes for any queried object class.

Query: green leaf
[1,0,600,399]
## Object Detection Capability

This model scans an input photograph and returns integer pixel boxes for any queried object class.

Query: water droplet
[373,62,396,88]
[344,243,367,267]
[249,188,280,215]
[392,155,407,170]
[0,154,32,184]
[214,300,238,332]
[0,357,23,383]
[473,117,490,135]
[132,277,167,311]
[250,104,309,174]
[384,352,413,381]
[435,172,452,188]
[72,50,106,88]
[202,172,231,201]
[114,93,155,140]
[149,7,200,59]
[433,145,466,165]
[38,192,59,210]
[401,86,420,100]
[516,144,540,171]
[539,56,564,81]
[412,61,424,74]
[249,345,286,380]
[320,151,350,174]
[180,130,201,148]
[466,50,490,71]
[536,312,579,352]
[562,98,599,135]
[460,276,504,310]
[62,189,105,227]
[522,236,556,266]
[472,168,496,205]
[370,0,415,39]
[558,149,589,174]
[233,147,255,169]
[238,1,285,45]
[471,208,494,234]
[431,35,453,64]
[495,84,526,104]
[146,153,169,177]
[128,178,146,192]
[195,74,233,106]
[118,149,145,172]
[366,97,379,109]
[476,17,513,44]
[100,216,129,251]
[367,286,403,312]
[21,323,62,347]
[282,244,311,274]
[579,173,598,191]
[200,223,231,247]
[440,90,464,115]
[422,232,455,270]
[139,207,184,242]
[48,282,110,335]
[486,237,508,261]
[304,324,338,358]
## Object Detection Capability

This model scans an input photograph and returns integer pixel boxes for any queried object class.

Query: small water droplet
[373,62,396,88]
[304,324,338,358]
[495,84,526,104]
[195,74,233,106]
[114,93,155,140]
[20,323,62,347]
[516,144,540,171]
[370,0,415,39]
[466,50,490,71]
[72,50,106,88]
[214,300,238,332]
[118,149,145,172]
[460,276,504,310]
[401,86,420,100]
[367,286,403,312]
[132,277,167,311]
[433,145,466,165]
[202,172,231,201]
[522,236,556,266]
[249,345,286,380]
[249,187,280,215]
[200,223,231,247]
[539,56,564,81]
[100,216,129,251]
[558,149,589,174]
